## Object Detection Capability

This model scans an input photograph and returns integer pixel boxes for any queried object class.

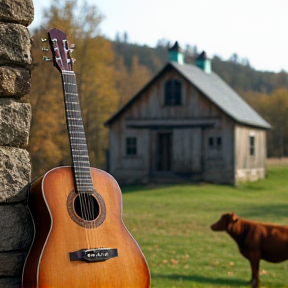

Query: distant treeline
[111,39,288,95]
[28,0,288,179]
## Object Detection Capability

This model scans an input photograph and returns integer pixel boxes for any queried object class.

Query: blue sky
[31,0,288,72]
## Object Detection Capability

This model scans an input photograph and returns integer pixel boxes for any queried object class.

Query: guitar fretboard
[62,71,93,193]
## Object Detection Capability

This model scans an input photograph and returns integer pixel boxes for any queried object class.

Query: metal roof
[170,61,271,129]
[105,61,271,129]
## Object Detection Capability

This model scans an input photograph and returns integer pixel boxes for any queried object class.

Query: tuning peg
[41,47,49,52]
[67,58,76,64]
[71,44,76,50]
[43,56,52,62]
[41,38,48,42]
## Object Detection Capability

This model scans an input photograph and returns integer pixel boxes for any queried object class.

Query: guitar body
[23,166,150,288]
[23,28,150,287]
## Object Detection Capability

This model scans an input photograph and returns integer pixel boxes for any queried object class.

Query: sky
[31,0,288,73]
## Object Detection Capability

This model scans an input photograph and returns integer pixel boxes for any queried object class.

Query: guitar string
[65,72,93,225]
[64,72,99,249]
[69,73,97,232]
[63,73,91,247]
[67,72,96,243]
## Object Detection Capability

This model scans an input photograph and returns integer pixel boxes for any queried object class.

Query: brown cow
[211,212,288,288]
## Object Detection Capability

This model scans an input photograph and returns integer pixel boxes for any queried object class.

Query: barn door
[157,133,172,171]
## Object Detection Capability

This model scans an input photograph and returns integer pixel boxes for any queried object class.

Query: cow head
[210,212,238,231]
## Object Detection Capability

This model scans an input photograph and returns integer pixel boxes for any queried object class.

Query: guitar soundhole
[74,193,99,221]
[67,190,106,228]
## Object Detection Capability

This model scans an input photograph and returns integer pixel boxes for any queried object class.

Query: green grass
[121,164,288,288]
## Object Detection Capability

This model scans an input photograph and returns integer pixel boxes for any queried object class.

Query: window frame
[164,79,182,106]
[126,137,137,156]
[249,135,255,156]
[208,136,222,151]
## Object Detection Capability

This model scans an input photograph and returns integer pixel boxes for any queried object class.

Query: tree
[114,55,152,107]
[28,0,119,177]
[260,89,288,157]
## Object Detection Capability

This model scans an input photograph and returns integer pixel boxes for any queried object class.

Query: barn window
[209,137,214,147]
[216,137,222,147]
[209,136,222,150]
[126,137,137,155]
[164,79,181,105]
[249,135,255,156]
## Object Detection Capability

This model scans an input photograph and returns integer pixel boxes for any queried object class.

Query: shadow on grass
[152,273,248,286]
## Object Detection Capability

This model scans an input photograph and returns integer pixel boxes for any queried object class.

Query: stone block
[0,204,33,251]
[0,147,31,203]
[0,250,27,276]
[0,23,32,66]
[0,99,31,147]
[0,67,31,97]
[0,0,34,26]
[0,277,21,288]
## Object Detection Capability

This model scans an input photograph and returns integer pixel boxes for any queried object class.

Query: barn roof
[105,61,271,129]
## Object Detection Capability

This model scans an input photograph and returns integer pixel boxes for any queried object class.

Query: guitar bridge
[69,248,118,263]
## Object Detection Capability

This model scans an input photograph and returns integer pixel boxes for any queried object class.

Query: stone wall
[0,1,34,287]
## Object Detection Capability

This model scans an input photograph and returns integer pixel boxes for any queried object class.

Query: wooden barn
[105,42,271,185]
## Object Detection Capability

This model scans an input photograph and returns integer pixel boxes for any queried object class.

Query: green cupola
[196,51,211,73]
[168,41,184,64]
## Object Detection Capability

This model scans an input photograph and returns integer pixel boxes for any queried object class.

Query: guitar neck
[62,71,93,193]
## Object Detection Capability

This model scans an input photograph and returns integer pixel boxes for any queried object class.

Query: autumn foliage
[28,0,288,178]
[28,0,152,178]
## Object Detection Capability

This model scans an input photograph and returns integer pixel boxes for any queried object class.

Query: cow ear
[231,213,238,223]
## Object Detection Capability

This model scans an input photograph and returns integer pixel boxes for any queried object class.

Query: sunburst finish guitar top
[22,28,151,288]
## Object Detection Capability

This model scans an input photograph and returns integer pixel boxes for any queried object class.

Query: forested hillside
[112,39,288,94]
[28,0,288,178]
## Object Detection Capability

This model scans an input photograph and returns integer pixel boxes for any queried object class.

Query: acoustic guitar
[22,28,151,288]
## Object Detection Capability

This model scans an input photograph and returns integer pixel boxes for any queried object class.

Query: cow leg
[248,252,260,288]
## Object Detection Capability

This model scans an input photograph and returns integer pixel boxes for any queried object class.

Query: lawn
[121,162,288,288]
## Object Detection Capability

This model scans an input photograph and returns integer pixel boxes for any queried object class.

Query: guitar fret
[73,156,89,159]
[75,178,92,182]
[67,117,82,120]
[68,124,83,128]
[70,141,87,145]
[77,187,94,191]
[75,174,92,178]
[66,109,81,113]
[61,71,94,193]
[73,161,89,164]
[76,181,93,185]
[65,94,78,99]
[70,141,86,145]
[74,169,91,173]
[70,131,85,134]
[66,104,79,108]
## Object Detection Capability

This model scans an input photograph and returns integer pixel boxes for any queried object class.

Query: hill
[111,40,288,94]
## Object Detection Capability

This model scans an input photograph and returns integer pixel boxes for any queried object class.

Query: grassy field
[121,162,288,288]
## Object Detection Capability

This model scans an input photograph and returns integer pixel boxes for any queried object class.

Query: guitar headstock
[46,28,75,73]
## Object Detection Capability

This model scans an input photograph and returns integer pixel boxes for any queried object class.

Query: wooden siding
[108,68,267,185]
[202,115,235,185]
[234,125,266,182]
